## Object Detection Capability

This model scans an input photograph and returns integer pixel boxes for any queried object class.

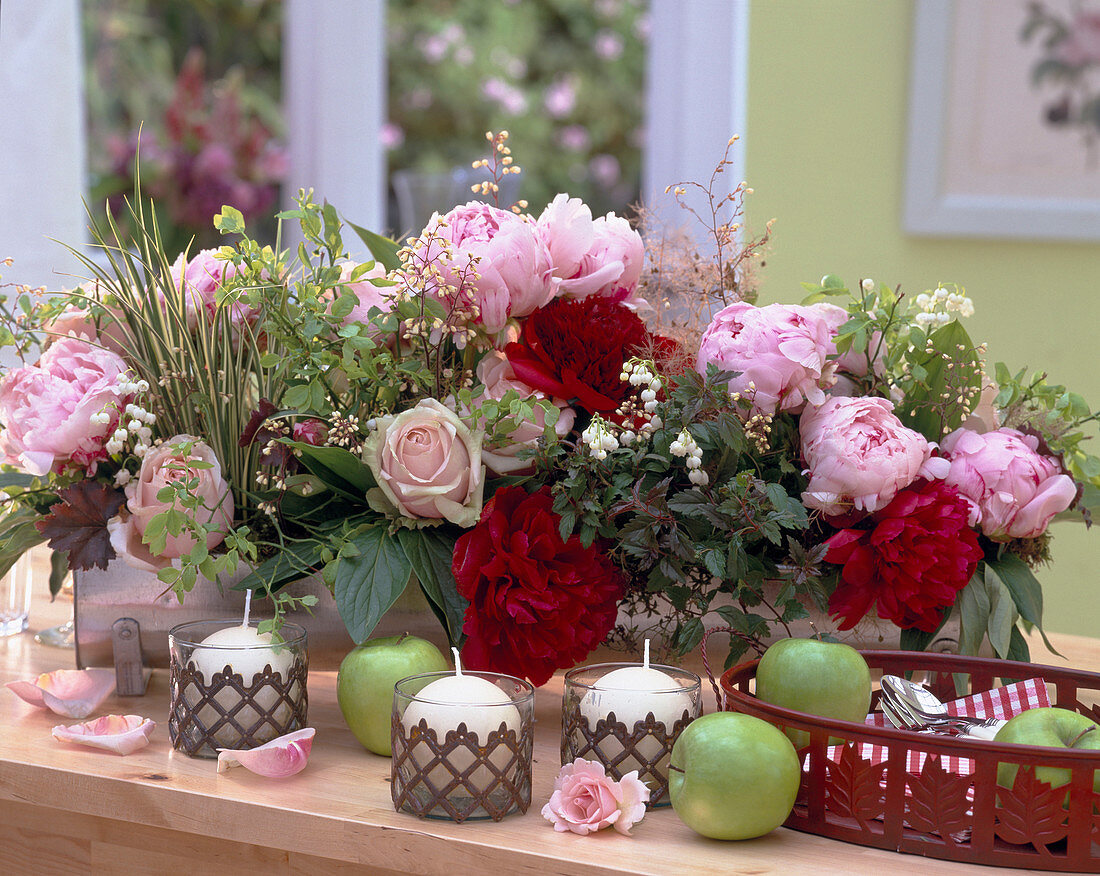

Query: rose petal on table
[5,679,47,707]
[6,668,116,718]
[51,714,156,755]
[217,728,315,777]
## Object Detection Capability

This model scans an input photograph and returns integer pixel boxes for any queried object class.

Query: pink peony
[0,338,132,475]
[541,758,649,836]
[1057,12,1100,66]
[799,396,949,517]
[473,351,575,475]
[331,260,393,329]
[814,302,884,381]
[108,435,235,571]
[697,302,838,415]
[168,249,252,329]
[416,202,555,335]
[939,427,1077,540]
[539,194,644,303]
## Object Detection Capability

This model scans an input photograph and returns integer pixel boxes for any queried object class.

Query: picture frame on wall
[904,0,1100,240]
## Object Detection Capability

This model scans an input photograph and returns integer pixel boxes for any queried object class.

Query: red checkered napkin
[858,677,1050,775]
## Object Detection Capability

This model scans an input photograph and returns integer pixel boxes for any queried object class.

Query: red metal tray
[718,650,1100,871]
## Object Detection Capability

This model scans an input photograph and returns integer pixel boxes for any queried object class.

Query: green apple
[755,637,871,749]
[337,633,449,756]
[994,707,1100,799]
[669,712,800,840]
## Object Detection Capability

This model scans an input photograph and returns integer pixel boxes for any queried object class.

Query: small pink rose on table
[542,759,650,836]
[940,427,1078,540]
[108,435,235,571]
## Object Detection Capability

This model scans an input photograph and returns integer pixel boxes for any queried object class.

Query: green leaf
[896,319,981,441]
[988,552,1061,656]
[899,619,946,653]
[983,564,1016,659]
[285,441,375,499]
[282,385,310,409]
[236,539,325,594]
[1006,624,1031,665]
[396,528,468,647]
[957,572,990,657]
[48,550,69,599]
[214,205,245,234]
[333,526,412,644]
[346,220,402,273]
[0,472,35,490]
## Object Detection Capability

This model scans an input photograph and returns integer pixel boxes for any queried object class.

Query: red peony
[824,479,982,632]
[504,297,653,415]
[453,485,624,686]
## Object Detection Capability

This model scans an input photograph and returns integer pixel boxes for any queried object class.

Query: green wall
[744,1,1100,638]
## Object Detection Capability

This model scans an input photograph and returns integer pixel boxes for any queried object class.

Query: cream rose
[108,435,235,571]
[363,399,485,527]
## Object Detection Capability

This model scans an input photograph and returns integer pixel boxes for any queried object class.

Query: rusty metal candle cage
[716,649,1100,872]
[391,671,535,823]
[168,620,308,758]
[561,663,701,807]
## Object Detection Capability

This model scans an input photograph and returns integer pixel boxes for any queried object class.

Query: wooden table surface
[2,586,1098,875]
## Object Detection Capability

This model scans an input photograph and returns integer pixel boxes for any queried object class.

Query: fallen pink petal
[217,727,315,778]
[6,668,116,718]
[51,714,156,755]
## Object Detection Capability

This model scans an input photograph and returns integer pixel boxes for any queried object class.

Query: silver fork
[879,675,1005,740]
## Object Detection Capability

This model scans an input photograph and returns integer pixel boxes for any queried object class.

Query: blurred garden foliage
[82,0,646,247]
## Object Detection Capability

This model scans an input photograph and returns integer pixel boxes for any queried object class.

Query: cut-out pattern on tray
[994,767,1070,852]
[905,754,973,841]
[824,743,887,826]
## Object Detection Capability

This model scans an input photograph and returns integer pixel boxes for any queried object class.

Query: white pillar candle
[576,641,696,770]
[401,650,521,791]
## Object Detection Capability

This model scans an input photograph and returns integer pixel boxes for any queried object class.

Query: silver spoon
[880,675,1005,740]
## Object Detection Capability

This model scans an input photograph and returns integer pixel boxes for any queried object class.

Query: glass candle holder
[391,671,534,823]
[562,662,701,806]
[168,620,308,758]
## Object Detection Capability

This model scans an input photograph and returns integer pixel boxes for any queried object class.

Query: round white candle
[188,624,297,745]
[401,652,522,793]
[579,665,694,729]
[190,624,294,685]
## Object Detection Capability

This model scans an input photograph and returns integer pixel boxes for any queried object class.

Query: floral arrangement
[1,133,1097,687]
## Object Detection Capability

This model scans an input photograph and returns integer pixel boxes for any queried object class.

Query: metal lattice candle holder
[168,620,308,758]
[391,671,534,823]
[561,663,701,806]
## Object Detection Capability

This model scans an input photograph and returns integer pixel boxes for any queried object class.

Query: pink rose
[541,758,649,836]
[939,427,1077,540]
[697,302,837,415]
[416,202,555,335]
[539,195,645,303]
[168,249,253,329]
[473,351,575,475]
[0,338,132,475]
[800,396,948,517]
[108,435,235,571]
[363,398,485,527]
